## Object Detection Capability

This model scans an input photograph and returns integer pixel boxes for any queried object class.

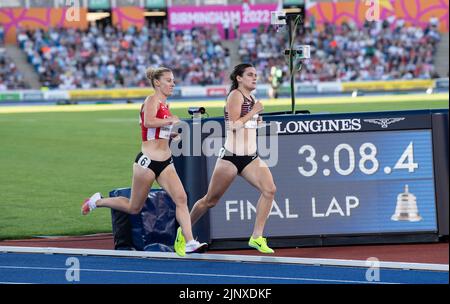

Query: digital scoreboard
[206,129,437,238]
[175,109,448,247]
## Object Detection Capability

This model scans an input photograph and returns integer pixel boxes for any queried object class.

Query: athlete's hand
[170,132,181,142]
[169,115,180,125]
[257,116,267,128]
[251,102,264,114]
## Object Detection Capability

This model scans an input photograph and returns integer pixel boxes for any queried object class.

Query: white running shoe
[185,240,208,254]
[81,192,102,215]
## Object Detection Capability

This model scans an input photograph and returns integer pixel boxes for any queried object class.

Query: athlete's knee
[262,183,277,199]
[172,192,188,206]
[129,205,142,215]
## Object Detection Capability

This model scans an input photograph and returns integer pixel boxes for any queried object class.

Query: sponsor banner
[0,8,88,44]
[112,7,145,31]
[435,78,449,89]
[43,90,70,100]
[317,82,342,93]
[168,4,277,39]
[272,113,430,135]
[297,83,318,93]
[181,86,206,97]
[342,80,434,92]
[206,86,227,97]
[68,88,154,100]
[0,92,21,101]
[22,90,44,101]
[307,0,449,33]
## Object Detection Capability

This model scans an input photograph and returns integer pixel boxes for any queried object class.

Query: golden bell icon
[391,185,422,222]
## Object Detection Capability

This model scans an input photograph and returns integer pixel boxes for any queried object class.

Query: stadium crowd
[1,18,443,90]
[16,22,231,89]
[1,24,29,90]
[0,48,29,90]
[239,18,442,84]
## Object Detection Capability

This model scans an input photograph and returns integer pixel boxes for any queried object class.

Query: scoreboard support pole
[285,12,309,115]
[286,14,296,115]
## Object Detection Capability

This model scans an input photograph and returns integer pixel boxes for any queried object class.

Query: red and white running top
[140,101,173,141]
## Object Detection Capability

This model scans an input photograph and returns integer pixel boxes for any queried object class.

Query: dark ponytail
[229,63,254,94]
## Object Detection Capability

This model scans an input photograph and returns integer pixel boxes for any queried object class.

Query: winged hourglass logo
[363,118,405,128]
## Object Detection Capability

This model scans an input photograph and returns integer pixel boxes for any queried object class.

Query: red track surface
[1,234,447,264]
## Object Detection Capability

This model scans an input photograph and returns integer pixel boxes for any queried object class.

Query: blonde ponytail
[145,66,172,88]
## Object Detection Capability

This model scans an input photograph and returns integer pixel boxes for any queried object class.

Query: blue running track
[0,252,447,284]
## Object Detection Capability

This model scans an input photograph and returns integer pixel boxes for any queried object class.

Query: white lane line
[0,265,397,284]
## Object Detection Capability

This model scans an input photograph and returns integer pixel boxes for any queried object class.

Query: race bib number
[159,124,173,139]
[137,154,151,168]
[244,114,258,129]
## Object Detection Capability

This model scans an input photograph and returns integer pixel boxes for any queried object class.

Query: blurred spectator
[0,48,29,90]
[268,65,283,98]
[0,25,4,45]
[429,16,439,27]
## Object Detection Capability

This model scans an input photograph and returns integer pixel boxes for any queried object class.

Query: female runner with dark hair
[181,63,277,254]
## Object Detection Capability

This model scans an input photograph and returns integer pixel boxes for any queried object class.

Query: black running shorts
[218,147,258,174]
[135,152,173,178]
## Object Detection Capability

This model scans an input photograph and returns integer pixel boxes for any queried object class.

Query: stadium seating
[0,47,30,90]
[10,18,443,90]
[16,22,231,89]
[239,19,442,84]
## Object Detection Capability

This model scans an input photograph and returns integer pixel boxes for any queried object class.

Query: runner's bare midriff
[142,139,172,161]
